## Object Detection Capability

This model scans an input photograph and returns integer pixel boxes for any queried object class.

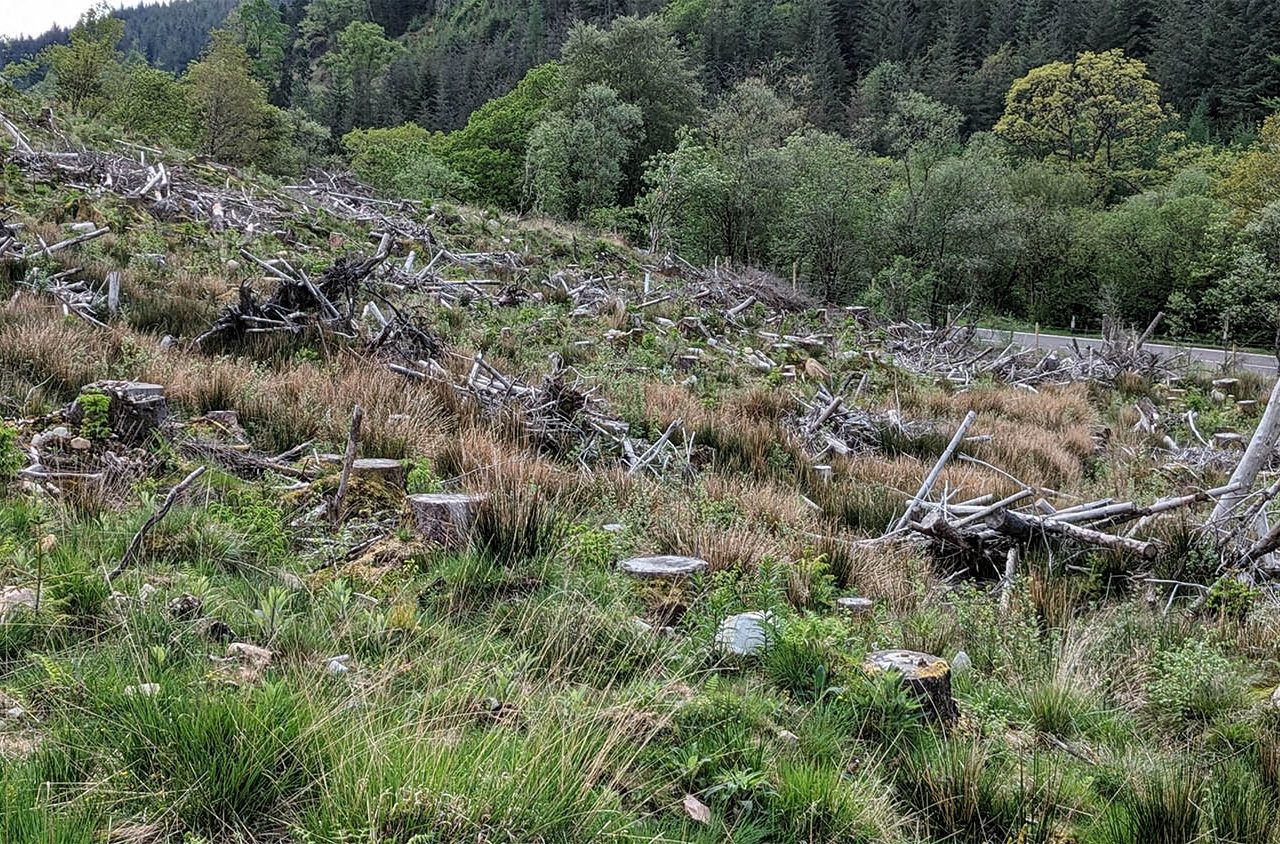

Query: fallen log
[1207,378,1280,530]
[985,509,1157,560]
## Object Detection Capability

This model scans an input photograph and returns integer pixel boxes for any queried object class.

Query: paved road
[974,328,1279,377]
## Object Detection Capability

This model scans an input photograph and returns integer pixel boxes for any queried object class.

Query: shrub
[1146,638,1247,723]
[471,482,564,568]
[0,422,22,479]
[764,614,849,701]
[1206,761,1278,844]
[1025,683,1095,739]
[1203,576,1258,621]
[75,390,111,441]
[406,459,442,494]
[897,739,1071,844]
[85,681,325,834]
[840,671,926,751]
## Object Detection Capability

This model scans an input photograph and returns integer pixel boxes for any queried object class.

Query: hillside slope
[1,103,1280,843]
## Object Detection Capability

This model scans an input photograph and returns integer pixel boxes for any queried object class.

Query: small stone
[951,650,972,673]
[683,794,711,824]
[277,570,305,591]
[204,410,241,430]
[69,436,91,451]
[602,523,624,533]
[201,619,235,642]
[326,655,351,675]
[715,611,774,657]
[777,729,800,746]
[124,683,160,698]
[0,691,24,721]
[166,593,203,621]
[619,555,708,580]
[835,596,874,616]
[227,642,273,668]
[0,587,37,620]
[31,426,71,449]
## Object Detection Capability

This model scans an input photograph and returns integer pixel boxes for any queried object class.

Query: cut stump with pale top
[351,458,406,488]
[619,555,708,579]
[864,649,957,723]
[408,493,486,549]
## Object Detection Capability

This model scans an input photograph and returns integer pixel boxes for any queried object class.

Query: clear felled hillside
[1,102,1280,844]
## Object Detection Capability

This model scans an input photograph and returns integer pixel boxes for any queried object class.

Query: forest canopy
[4,0,1280,350]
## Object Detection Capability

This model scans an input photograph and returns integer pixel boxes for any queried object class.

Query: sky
[0,1,128,39]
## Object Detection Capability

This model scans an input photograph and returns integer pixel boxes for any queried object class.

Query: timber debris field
[4,8,1280,838]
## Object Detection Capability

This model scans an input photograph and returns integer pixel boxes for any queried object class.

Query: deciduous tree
[995,49,1170,181]
[525,84,643,220]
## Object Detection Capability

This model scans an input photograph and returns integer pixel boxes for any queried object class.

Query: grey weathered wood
[106,271,121,316]
[329,406,364,525]
[69,381,168,443]
[408,493,487,549]
[619,555,708,579]
[835,596,874,616]
[107,466,206,584]
[894,410,978,532]
[1208,378,1280,529]
[350,457,405,488]
[985,509,1157,559]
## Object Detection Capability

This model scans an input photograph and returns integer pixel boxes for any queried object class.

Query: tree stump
[67,381,168,444]
[835,596,874,616]
[408,493,486,550]
[619,555,708,580]
[351,458,405,489]
[864,649,957,724]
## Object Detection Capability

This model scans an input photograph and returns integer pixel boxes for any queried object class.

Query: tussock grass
[3,159,1277,844]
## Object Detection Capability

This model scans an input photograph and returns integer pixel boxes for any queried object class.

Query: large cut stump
[835,596,874,616]
[408,493,486,549]
[351,458,405,489]
[67,381,169,444]
[864,649,957,723]
[619,555,708,580]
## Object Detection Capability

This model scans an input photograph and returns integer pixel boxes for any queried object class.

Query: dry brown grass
[896,383,1099,489]
[826,540,933,614]
[0,294,454,456]
[701,474,817,534]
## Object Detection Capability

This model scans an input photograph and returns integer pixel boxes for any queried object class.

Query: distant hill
[0,0,237,72]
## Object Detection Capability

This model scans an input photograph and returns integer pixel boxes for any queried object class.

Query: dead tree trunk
[1208,378,1280,529]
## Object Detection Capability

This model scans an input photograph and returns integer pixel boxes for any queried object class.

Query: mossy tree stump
[408,493,486,550]
[352,458,406,489]
[864,649,957,724]
[68,381,168,444]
